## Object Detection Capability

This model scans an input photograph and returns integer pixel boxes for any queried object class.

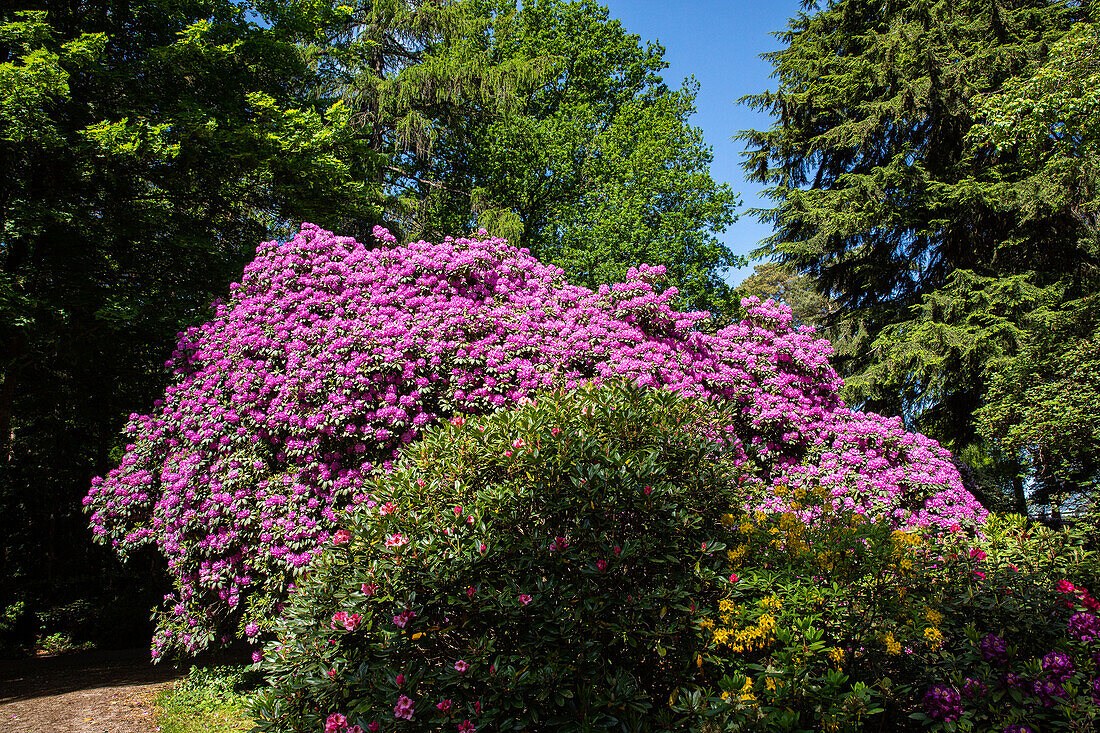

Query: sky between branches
[603,0,801,284]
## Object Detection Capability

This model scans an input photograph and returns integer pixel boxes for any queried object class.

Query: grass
[155,665,258,733]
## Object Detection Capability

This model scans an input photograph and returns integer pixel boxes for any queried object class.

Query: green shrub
[252,382,745,731]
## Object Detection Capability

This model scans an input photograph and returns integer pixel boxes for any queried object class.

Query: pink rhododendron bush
[84,223,985,659]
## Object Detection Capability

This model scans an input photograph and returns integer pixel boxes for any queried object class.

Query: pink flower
[436,699,452,712]
[969,547,987,562]
[361,582,378,596]
[393,609,416,628]
[474,701,481,714]
[384,533,408,548]
[394,694,415,720]
[503,450,512,457]
[349,727,363,733]
[395,673,405,686]
[327,668,337,678]
[518,594,532,605]
[450,416,466,427]
[325,713,348,733]
[454,505,463,516]
[512,439,524,449]
[973,570,986,580]
[643,485,652,496]
[613,545,621,555]
[479,543,486,553]
[333,530,352,545]
[458,721,476,732]
[596,559,607,572]
[368,724,379,733]
[454,659,469,673]
[466,586,477,599]
[549,536,569,552]
[729,573,740,584]
[379,502,396,516]
[551,427,561,436]
[332,611,361,630]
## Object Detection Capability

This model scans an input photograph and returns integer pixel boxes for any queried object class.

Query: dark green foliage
[253,383,743,731]
[740,0,1099,511]
[0,0,378,648]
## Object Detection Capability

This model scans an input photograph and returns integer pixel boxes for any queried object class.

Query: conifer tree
[741,0,1096,511]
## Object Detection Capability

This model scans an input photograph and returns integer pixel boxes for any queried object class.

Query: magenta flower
[325,713,348,733]
[393,609,416,628]
[394,694,415,720]
[457,722,476,733]
[384,533,408,548]
[436,699,452,712]
[361,582,378,596]
[454,660,469,673]
[333,530,352,545]
[518,594,532,605]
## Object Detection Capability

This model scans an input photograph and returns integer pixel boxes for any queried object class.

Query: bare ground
[0,648,185,733]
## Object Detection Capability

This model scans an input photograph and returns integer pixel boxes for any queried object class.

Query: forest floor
[0,646,247,733]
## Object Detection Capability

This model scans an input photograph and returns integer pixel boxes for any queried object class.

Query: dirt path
[0,648,183,733]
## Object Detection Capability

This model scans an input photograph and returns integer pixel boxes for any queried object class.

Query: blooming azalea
[454,660,469,673]
[394,694,414,720]
[384,533,408,548]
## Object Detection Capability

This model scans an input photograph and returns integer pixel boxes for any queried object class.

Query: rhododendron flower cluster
[83,223,985,658]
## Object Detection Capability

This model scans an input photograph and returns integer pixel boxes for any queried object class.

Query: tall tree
[0,0,377,640]
[740,0,1095,512]
[397,0,742,314]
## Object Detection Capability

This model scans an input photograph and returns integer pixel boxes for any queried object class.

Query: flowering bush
[251,383,742,730]
[906,516,1100,732]
[682,479,952,730]
[83,223,985,658]
[678,501,1100,730]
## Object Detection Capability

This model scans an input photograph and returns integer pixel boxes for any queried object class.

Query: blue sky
[601,0,803,283]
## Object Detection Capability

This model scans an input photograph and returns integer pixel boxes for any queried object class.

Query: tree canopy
[740,0,1099,512]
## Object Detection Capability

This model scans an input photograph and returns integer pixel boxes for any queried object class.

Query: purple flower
[923,685,962,722]
[962,677,985,698]
[1069,612,1100,642]
[1041,651,1075,682]
[1032,678,1066,707]
[980,633,1007,663]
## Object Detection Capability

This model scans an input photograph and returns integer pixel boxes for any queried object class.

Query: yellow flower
[740,521,754,535]
[739,677,756,703]
[764,676,777,691]
[883,632,902,655]
[698,617,715,629]
[721,513,737,529]
[924,626,944,646]
[761,595,783,612]
[827,647,845,664]
[925,609,943,626]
